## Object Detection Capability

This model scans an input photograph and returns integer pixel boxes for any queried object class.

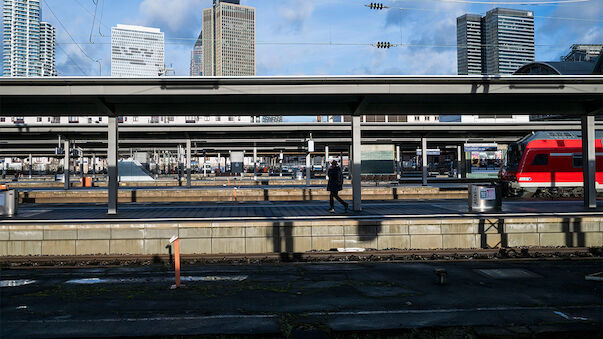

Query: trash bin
[468,184,502,212]
[0,189,18,217]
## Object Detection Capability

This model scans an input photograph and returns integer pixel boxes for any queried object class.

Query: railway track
[1,247,601,268]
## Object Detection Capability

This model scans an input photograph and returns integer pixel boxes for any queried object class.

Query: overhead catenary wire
[55,43,89,76]
[42,0,100,65]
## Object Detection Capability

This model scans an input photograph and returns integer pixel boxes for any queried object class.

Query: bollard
[169,236,180,289]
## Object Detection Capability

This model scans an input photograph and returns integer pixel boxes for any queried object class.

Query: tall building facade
[111,24,164,77]
[456,8,534,75]
[202,0,255,76]
[39,22,56,76]
[3,0,55,77]
[190,31,203,76]
[456,14,483,75]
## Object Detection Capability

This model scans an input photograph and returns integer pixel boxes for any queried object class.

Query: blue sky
[13,0,600,77]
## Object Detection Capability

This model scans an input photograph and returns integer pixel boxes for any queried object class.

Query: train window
[531,154,548,166]
[572,154,583,168]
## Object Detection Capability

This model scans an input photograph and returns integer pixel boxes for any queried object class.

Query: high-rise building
[456,14,483,75]
[563,44,603,62]
[3,0,55,77]
[456,8,534,75]
[39,22,56,76]
[190,31,203,76]
[111,24,164,77]
[202,0,255,76]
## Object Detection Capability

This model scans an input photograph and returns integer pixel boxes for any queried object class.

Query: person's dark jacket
[327,166,343,192]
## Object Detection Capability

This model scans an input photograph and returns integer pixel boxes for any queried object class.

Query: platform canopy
[0,75,601,117]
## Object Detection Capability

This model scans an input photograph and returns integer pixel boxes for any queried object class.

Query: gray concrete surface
[1,261,601,337]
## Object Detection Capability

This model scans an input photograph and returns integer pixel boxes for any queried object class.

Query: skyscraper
[190,31,203,76]
[202,0,255,76]
[456,8,534,75]
[40,22,56,76]
[111,24,164,77]
[456,14,483,75]
[3,0,55,77]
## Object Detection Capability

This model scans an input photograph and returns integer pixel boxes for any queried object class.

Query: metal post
[352,115,362,211]
[253,146,257,180]
[28,153,32,179]
[92,153,96,179]
[186,140,191,188]
[202,152,207,178]
[107,116,118,215]
[325,145,329,179]
[305,152,311,186]
[422,137,428,186]
[582,115,596,209]
[456,145,462,179]
[217,152,221,173]
[396,145,401,180]
[64,140,70,190]
[280,151,283,177]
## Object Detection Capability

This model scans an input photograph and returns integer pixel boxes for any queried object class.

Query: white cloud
[138,0,209,36]
[276,0,315,32]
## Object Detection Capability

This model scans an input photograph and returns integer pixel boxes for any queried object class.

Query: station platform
[1,200,602,257]
[3,199,603,222]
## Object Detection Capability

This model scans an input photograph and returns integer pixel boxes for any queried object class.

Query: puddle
[65,275,248,284]
[0,279,37,288]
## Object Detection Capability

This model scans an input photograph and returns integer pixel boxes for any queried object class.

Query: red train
[499,131,603,197]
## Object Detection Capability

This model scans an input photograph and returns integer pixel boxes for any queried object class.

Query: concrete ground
[1,260,601,338]
[5,199,603,222]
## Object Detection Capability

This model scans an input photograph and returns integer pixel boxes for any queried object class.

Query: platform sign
[230,151,244,174]
[361,145,394,174]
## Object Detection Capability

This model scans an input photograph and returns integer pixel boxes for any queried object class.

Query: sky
[4,0,599,77]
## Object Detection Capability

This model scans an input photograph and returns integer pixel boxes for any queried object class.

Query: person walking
[327,160,348,213]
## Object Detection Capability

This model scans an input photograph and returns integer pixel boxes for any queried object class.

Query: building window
[88,118,93,124]
[216,116,221,122]
[37,117,43,122]
[150,116,160,123]
[51,117,60,124]
[228,116,234,122]
[414,116,420,121]
[68,116,79,123]
[185,116,196,123]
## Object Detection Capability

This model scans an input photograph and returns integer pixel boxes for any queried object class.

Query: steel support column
[457,145,462,179]
[582,115,597,209]
[186,139,191,188]
[107,116,118,215]
[325,146,329,179]
[352,115,362,211]
[422,137,428,186]
[63,140,70,190]
[396,145,401,180]
[305,152,311,186]
[28,153,32,178]
[253,146,257,180]
[92,153,96,179]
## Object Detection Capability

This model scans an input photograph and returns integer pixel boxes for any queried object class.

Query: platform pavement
[1,261,601,337]
[2,200,602,256]
[3,199,603,222]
